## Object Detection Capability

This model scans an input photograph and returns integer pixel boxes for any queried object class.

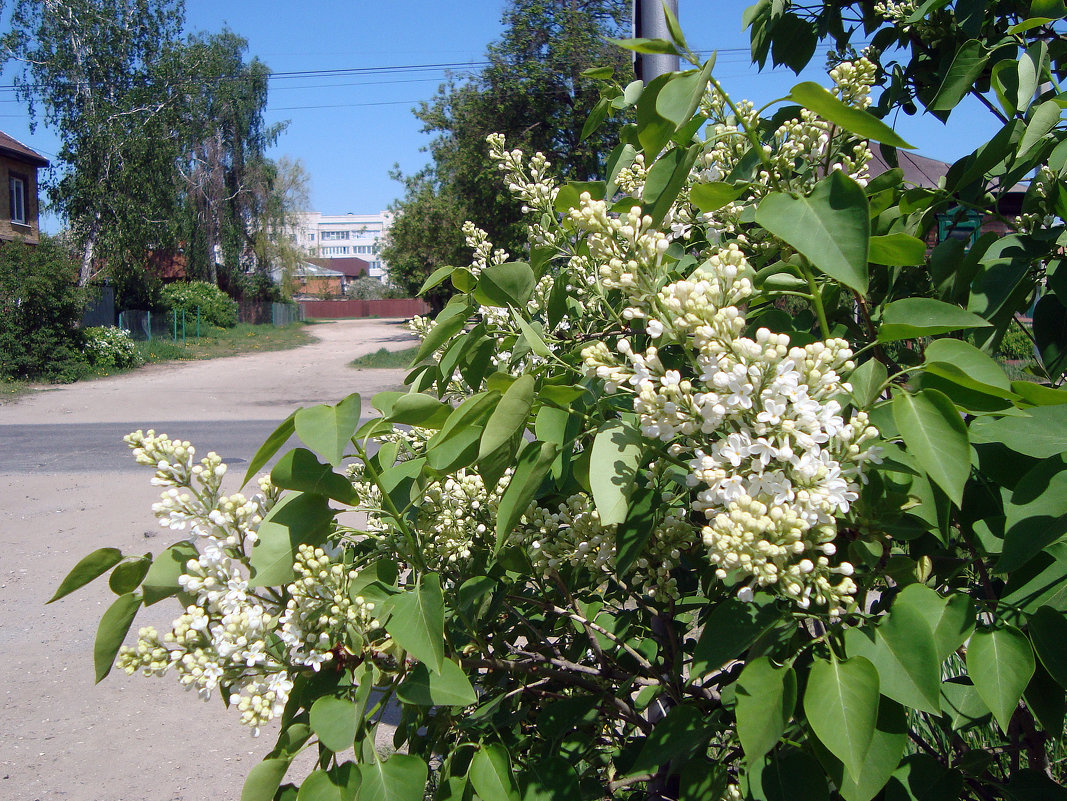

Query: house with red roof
[0,131,49,245]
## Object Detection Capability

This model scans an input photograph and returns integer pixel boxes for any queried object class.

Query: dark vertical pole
[634,0,680,83]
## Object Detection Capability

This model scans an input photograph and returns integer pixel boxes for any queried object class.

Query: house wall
[297,275,344,297]
[0,154,41,244]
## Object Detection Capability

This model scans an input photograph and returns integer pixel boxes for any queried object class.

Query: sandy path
[0,319,418,801]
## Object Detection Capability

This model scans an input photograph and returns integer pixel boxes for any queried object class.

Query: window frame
[9,172,27,225]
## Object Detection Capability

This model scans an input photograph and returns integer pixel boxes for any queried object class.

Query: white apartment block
[294,211,393,280]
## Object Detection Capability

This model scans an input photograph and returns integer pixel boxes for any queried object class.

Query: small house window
[9,175,26,225]
[937,207,982,249]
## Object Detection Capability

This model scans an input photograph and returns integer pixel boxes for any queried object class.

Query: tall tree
[0,0,186,285]
[381,0,631,300]
[170,29,282,287]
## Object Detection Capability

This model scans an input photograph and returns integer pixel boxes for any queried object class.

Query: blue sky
[0,1,1001,233]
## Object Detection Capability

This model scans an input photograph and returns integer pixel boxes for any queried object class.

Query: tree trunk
[78,213,101,286]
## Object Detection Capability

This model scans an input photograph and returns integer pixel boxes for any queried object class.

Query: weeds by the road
[131,322,313,367]
[0,378,27,404]
[349,346,419,370]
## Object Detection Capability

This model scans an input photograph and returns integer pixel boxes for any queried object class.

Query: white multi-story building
[294,210,393,280]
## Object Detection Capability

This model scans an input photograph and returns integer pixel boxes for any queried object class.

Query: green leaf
[690,181,746,212]
[879,299,991,341]
[553,180,605,212]
[386,394,452,429]
[998,455,1067,573]
[1020,99,1062,157]
[1034,294,1067,379]
[756,172,870,294]
[845,600,942,714]
[1029,606,1067,690]
[49,547,124,603]
[518,757,581,801]
[615,485,656,575]
[885,754,963,801]
[510,310,552,358]
[94,592,142,682]
[141,540,198,605]
[608,37,680,55]
[418,264,455,295]
[415,305,468,363]
[966,626,1035,729]
[358,754,427,801]
[476,261,535,308]
[396,659,477,707]
[243,412,296,485]
[789,82,914,148]
[1002,542,1067,618]
[271,448,359,504]
[495,440,558,551]
[828,699,908,801]
[588,419,645,526]
[924,338,1012,393]
[892,389,970,506]
[662,1,687,49]
[749,749,829,801]
[469,745,520,801]
[849,359,888,408]
[899,584,975,661]
[295,393,362,467]
[383,573,444,673]
[1004,769,1067,801]
[627,704,707,776]
[869,233,927,266]
[970,405,1067,457]
[296,764,360,801]
[479,374,533,462]
[241,758,291,801]
[108,557,150,595]
[692,596,779,675]
[656,60,714,128]
[736,657,796,764]
[249,492,335,587]
[309,696,361,753]
[804,656,880,782]
[928,40,989,112]
[941,677,992,732]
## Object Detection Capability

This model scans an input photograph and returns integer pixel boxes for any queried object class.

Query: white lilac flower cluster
[580,245,881,615]
[348,428,511,576]
[512,493,690,600]
[697,58,876,208]
[117,431,381,734]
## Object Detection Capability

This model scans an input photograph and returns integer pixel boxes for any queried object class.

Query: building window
[307,232,315,242]
[321,230,349,241]
[9,175,26,225]
[937,208,982,249]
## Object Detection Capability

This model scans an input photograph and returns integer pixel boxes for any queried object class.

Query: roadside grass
[349,346,420,370]
[0,378,28,404]
[132,322,313,367]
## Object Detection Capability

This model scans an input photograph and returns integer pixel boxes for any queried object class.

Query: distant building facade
[0,131,49,245]
[293,211,392,280]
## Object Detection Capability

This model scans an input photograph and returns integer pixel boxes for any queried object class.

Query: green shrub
[0,236,88,382]
[161,280,238,328]
[996,323,1035,360]
[83,326,140,370]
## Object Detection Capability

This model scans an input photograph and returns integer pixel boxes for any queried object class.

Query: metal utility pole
[634,0,680,82]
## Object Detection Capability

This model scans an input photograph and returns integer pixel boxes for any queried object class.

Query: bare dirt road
[0,319,418,801]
